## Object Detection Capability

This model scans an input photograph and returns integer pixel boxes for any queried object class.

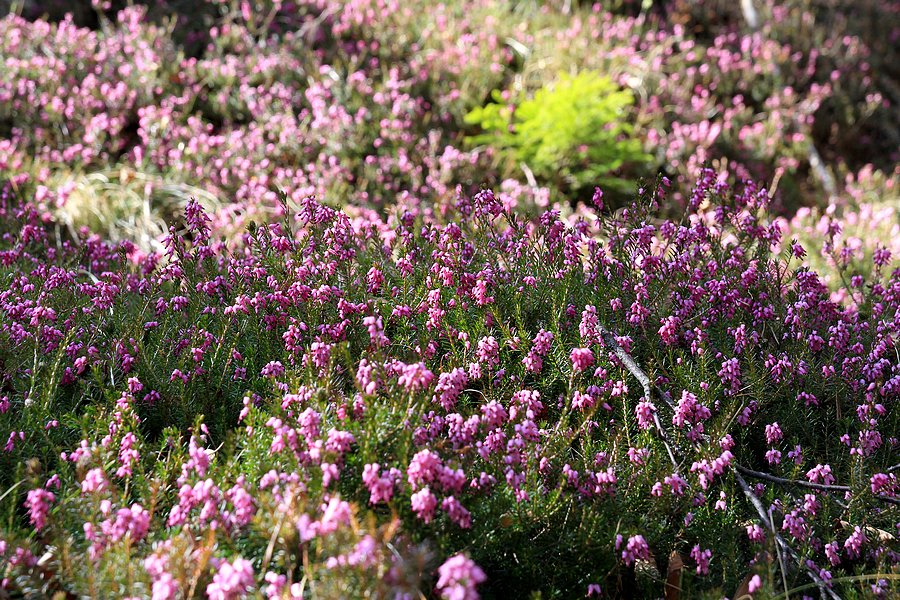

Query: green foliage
[1,175,898,598]
[465,71,650,198]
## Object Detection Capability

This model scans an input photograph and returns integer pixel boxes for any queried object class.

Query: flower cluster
[1,0,896,247]
[0,175,896,597]
[0,1,898,597]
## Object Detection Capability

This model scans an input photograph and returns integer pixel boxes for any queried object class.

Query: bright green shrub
[465,71,650,199]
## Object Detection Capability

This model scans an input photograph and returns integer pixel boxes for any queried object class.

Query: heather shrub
[778,165,900,298]
[0,3,898,596]
[0,8,180,167]
[500,1,898,212]
[2,0,897,248]
[465,71,650,200]
[0,0,898,244]
[1,174,898,598]
[0,2,510,240]
[665,0,899,170]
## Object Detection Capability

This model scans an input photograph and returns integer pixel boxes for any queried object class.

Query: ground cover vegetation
[0,0,898,598]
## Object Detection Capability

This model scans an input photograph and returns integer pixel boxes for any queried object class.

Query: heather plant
[0,174,898,598]
[0,3,899,595]
[497,1,898,211]
[0,1,509,240]
[0,8,180,167]
[777,165,900,299]
[665,0,899,170]
[2,0,897,249]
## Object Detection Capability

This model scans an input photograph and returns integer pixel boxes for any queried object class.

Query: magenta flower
[25,488,55,531]
[570,347,594,373]
[81,468,109,494]
[618,534,651,566]
[206,557,254,600]
[436,553,486,600]
[690,545,712,575]
[411,487,438,524]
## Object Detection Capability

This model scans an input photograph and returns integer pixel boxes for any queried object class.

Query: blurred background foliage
[0,0,897,279]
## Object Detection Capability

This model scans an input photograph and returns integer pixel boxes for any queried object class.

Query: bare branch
[736,465,850,493]
[597,325,679,468]
[598,326,675,410]
[735,471,843,600]
[736,465,900,507]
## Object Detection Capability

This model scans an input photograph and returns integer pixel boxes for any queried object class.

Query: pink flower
[362,463,399,504]
[363,315,390,347]
[411,487,438,524]
[764,422,783,444]
[635,401,656,430]
[672,391,711,429]
[81,468,109,494]
[843,526,866,559]
[407,449,443,489]
[825,541,841,566]
[25,488,55,531]
[102,503,150,544]
[717,358,742,394]
[570,347,594,373]
[433,368,468,410]
[206,557,254,600]
[580,305,599,345]
[441,496,472,529]
[620,534,650,566]
[318,497,352,536]
[436,553,486,600]
[690,545,712,575]
[397,361,435,392]
[782,509,808,540]
[806,464,835,485]
[476,336,500,367]
[260,360,285,378]
[746,523,766,542]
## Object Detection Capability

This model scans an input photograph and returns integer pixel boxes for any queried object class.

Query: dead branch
[598,326,675,410]
[736,465,850,493]
[736,465,900,507]
[597,325,679,468]
[735,471,843,600]
[598,324,849,598]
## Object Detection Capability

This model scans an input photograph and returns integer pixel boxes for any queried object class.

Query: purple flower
[620,534,650,566]
[436,553,486,600]
[25,488,55,531]
[570,347,594,373]
[411,487,438,524]
[206,557,254,600]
